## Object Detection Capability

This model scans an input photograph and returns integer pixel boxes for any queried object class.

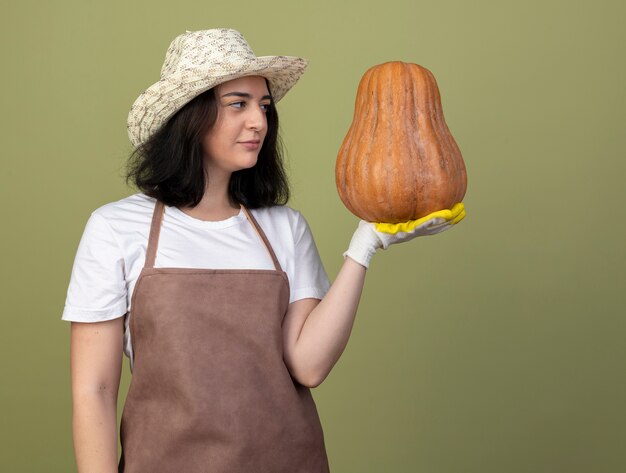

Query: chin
[234,158,258,172]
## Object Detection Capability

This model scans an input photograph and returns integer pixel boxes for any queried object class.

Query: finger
[426,223,454,235]
[450,208,466,225]
[374,202,465,234]
[450,202,465,218]
[413,202,465,227]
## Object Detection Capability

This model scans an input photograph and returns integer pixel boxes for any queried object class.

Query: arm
[282,204,466,388]
[282,256,366,388]
[70,317,124,473]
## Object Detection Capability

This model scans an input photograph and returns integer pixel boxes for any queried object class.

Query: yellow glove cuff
[374,202,466,235]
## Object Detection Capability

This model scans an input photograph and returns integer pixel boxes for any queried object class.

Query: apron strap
[145,200,165,269]
[241,205,283,272]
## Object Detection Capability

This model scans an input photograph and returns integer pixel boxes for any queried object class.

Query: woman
[62,28,464,473]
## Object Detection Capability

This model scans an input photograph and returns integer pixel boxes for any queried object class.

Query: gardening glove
[343,202,466,268]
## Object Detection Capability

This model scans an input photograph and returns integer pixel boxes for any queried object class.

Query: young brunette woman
[62,29,464,473]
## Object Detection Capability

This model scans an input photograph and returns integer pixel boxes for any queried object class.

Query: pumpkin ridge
[429,66,454,209]
[424,66,448,210]
[392,62,410,221]
[378,63,393,220]
[337,69,367,217]
[406,63,421,220]
[426,68,457,207]
[384,62,402,220]
[427,67,466,206]
[411,65,431,215]
[346,69,366,219]
[349,67,376,220]
[359,67,381,221]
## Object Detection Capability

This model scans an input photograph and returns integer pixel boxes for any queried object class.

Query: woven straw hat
[127,28,308,147]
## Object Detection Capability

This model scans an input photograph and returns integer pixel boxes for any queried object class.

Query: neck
[178,167,240,221]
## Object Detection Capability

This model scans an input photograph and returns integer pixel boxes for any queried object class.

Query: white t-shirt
[62,193,331,368]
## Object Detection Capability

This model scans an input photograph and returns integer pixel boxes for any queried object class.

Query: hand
[343,203,466,268]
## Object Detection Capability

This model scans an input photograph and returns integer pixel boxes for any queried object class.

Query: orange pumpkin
[335,61,467,223]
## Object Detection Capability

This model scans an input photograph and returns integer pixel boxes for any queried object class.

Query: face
[201,75,271,175]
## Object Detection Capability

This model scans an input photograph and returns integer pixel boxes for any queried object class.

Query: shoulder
[79,193,156,248]
[249,204,308,238]
[250,204,301,223]
[91,193,156,223]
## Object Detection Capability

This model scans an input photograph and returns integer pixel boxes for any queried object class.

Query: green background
[2,0,624,471]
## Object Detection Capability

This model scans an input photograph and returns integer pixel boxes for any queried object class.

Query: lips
[239,140,260,150]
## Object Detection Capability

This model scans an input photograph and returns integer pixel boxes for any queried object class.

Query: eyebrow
[221,92,272,100]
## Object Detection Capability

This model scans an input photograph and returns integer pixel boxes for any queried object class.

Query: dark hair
[125,81,290,209]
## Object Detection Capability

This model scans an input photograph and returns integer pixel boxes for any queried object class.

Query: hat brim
[127,55,307,148]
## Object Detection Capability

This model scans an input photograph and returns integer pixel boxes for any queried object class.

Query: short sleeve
[289,212,331,303]
[61,212,128,322]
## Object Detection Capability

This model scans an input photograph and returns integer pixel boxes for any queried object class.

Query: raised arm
[70,317,124,473]
[282,256,365,388]
[283,205,465,388]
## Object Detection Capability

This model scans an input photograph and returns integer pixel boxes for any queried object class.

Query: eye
[260,103,272,112]
[229,101,245,109]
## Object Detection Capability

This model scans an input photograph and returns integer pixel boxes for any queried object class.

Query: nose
[246,103,267,132]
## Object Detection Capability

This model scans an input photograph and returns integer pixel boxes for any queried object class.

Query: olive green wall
[2,0,624,471]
